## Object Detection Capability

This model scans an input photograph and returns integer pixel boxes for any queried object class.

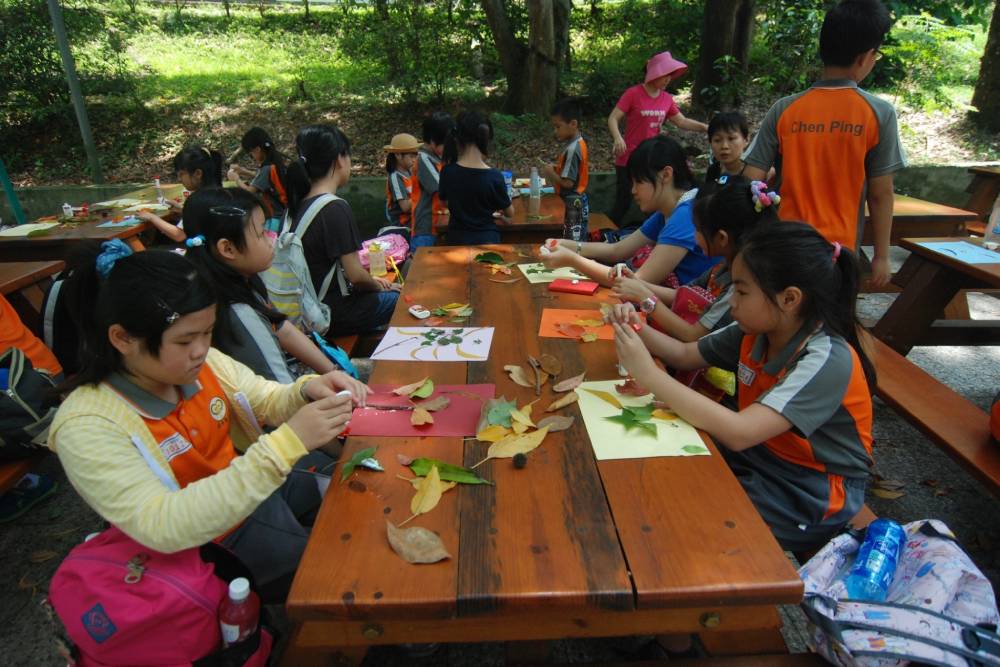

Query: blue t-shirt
[439,164,511,234]
[638,196,719,284]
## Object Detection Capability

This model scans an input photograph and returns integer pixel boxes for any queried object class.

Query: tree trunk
[692,0,743,111]
[971,0,1000,131]
[303,0,309,19]
[375,0,403,80]
[482,0,570,116]
[733,0,754,70]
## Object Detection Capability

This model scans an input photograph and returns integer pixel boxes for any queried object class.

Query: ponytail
[285,124,352,218]
[443,110,492,165]
[173,145,225,188]
[58,242,217,393]
[737,221,876,388]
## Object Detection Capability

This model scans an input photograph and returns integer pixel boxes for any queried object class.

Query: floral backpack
[799,519,1000,667]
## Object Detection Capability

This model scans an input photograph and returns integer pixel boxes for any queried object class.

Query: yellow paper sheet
[577,380,710,460]
[0,222,61,237]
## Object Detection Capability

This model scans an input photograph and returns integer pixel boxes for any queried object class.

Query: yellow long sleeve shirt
[48,348,315,553]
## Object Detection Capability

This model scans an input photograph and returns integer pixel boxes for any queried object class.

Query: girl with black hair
[438,110,514,245]
[285,124,400,336]
[48,241,365,599]
[182,187,367,385]
[610,221,875,551]
[612,177,778,341]
[137,145,224,244]
[228,127,288,229]
[541,135,718,288]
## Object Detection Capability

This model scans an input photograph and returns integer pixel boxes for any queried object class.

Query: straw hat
[645,51,688,83]
[383,133,423,153]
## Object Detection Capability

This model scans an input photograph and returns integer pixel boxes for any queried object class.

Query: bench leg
[872,256,962,355]
[942,290,972,320]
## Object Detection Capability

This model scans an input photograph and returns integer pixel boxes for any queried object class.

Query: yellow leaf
[411,408,435,426]
[405,477,457,493]
[477,424,510,442]
[476,426,551,467]
[504,364,534,388]
[393,377,429,396]
[546,391,579,412]
[582,388,623,409]
[580,332,599,343]
[403,465,446,524]
[442,302,467,310]
[512,421,529,434]
[510,404,536,428]
[871,488,906,500]
[574,318,604,327]
[652,408,678,421]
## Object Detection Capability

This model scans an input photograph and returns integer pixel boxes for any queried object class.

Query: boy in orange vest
[540,98,590,240]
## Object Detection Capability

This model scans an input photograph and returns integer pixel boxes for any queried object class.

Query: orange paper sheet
[538,308,614,340]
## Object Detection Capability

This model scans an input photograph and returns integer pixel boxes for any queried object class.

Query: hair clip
[750,180,781,212]
[832,241,842,263]
[298,154,307,163]
[185,235,205,248]
[208,205,248,219]
[95,239,134,279]
[155,298,180,325]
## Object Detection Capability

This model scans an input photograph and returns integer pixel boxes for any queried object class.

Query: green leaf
[605,409,659,438]
[341,446,378,482]
[682,445,708,454]
[474,251,506,265]
[625,404,655,421]
[431,307,449,316]
[487,397,518,428]
[448,336,463,344]
[635,421,659,437]
[410,458,493,485]
[453,306,474,317]
[410,379,435,399]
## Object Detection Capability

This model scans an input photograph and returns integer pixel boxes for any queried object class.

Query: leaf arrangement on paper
[370,327,495,362]
[517,263,588,284]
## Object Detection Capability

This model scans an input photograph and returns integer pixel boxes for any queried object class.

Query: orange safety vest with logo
[736,332,873,519]
[386,171,419,229]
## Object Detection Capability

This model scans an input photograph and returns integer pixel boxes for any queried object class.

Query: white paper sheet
[517,262,588,284]
[370,326,495,362]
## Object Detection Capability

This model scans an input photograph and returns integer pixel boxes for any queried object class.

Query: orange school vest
[0,294,62,377]
[736,332,873,519]
[137,366,237,490]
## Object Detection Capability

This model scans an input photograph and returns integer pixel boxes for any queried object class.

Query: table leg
[125,236,147,253]
[281,624,368,667]
[871,256,961,355]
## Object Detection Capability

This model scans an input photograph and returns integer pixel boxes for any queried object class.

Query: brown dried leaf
[504,364,535,388]
[546,391,579,412]
[536,415,575,432]
[615,378,650,396]
[554,322,586,338]
[874,479,906,492]
[393,377,429,397]
[386,521,451,564]
[411,408,435,426]
[553,372,586,393]
[871,488,905,500]
[538,354,562,376]
[488,277,523,284]
[416,396,451,412]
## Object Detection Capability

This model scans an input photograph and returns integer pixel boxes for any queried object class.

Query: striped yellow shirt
[48,348,314,553]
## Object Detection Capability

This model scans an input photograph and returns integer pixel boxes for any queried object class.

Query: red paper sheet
[538,308,614,340]
[347,384,495,437]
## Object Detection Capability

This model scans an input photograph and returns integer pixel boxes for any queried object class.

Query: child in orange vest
[411,113,453,249]
[384,133,422,231]
[611,221,875,552]
[228,127,288,232]
[540,98,590,241]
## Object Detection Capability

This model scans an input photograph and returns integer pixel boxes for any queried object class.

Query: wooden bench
[869,336,998,496]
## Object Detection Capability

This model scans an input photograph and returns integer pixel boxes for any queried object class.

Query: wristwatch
[639,295,659,314]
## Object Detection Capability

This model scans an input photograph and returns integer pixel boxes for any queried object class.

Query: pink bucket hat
[645,51,688,83]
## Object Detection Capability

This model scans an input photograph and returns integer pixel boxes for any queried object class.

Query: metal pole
[0,158,28,226]
[46,0,104,184]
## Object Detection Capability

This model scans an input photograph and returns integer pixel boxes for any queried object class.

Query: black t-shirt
[295,196,362,314]
[438,164,511,233]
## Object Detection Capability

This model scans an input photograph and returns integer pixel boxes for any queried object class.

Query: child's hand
[168,199,183,211]
[539,243,575,269]
[613,275,654,304]
[136,211,159,223]
[612,320,656,380]
[304,372,369,407]
[286,393,354,450]
[605,302,642,328]
[612,136,627,157]
[374,276,401,292]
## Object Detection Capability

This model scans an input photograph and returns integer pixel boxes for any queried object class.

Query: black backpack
[0,347,59,461]
[41,271,80,377]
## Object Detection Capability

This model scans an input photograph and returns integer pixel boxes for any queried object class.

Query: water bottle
[218,577,260,647]
[61,203,74,219]
[984,194,1000,251]
[844,518,906,601]
[563,196,584,241]
[528,167,541,216]
[154,177,165,205]
[502,170,514,200]
[368,242,387,277]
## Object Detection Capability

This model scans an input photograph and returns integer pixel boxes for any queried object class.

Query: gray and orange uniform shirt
[745,79,907,250]
[698,321,874,551]
[413,147,443,238]
[556,133,590,227]
[688,262,733,331]
[386,169,417,228]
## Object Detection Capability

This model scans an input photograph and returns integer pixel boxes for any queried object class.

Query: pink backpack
[48,527,272,666]
[358,233,409,270]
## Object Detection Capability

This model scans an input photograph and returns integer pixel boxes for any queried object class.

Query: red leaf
[403,295,414,304]
[554,322,586,338]
[424,317,447,326]
[615,378,649,396]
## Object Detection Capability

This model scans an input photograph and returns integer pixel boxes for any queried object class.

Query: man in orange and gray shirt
[744,0,906,287]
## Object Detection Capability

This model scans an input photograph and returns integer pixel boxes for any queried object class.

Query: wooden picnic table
[859,194,979,245]
[0,260,64,337]
[872,237,1000,354]
[285,245,803,664]
[436,194,616,244]
[0,182,185,263]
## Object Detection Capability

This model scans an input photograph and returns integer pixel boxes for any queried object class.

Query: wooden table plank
[287,246,472,621]
[899,237,1000,288]
[0,260,63,295]
[860,195,979,246]
[459,248,632,615]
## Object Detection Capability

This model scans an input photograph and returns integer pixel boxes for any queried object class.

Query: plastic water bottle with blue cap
[844,518,906,601]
